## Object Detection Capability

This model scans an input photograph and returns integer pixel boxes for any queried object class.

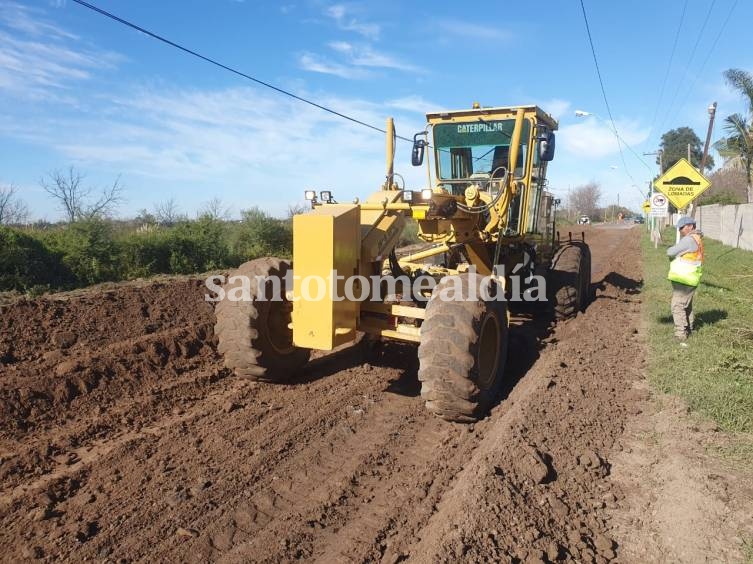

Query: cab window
[434,119,530,181]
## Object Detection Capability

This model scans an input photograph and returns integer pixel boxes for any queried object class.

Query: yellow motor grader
[214,103,590,422]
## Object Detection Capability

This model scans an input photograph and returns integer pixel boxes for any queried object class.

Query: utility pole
[687,103,718,223]
[643,149,664,174]
[617,192,620,222]
[700,102,717,171]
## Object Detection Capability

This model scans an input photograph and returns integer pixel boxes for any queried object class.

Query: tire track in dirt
[398,225,646,563]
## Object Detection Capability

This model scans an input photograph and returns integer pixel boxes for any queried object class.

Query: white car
[577,215,590,225]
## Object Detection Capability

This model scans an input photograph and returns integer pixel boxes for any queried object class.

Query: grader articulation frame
[215,103,591,422]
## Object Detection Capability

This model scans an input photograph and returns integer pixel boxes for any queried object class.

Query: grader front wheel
[550,242,591,320]
[418,274,509,422]
[214,258,310,382]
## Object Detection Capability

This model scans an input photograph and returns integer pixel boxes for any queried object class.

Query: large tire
[214,258,310,382]
[550,242,591,320]
[418,274,509,422]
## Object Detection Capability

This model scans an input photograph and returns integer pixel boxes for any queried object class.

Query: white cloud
[300,42,420,78]
[298,52,366,79]
[8,82,429,216]
[0,2,123,99]
[559,117,650,159]
[347,46,419,72]
[0,2,430,218]
[325,4,380,39]
[536,98,571,121]
[385,95,442,114]
[434,19,511,41]
[1,1,77,39]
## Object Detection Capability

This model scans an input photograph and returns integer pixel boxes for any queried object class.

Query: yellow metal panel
[292,205,360,350]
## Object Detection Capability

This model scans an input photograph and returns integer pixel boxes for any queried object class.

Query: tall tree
[154,198,182,226]
[659,127,713,172]
[40,167,124,222]
[569,182,602,219]
[200,197,231,221]
[0,184,29,225]
[714,69,753,203]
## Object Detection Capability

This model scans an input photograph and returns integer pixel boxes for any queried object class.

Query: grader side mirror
[539,131,556,162]
[412,132,428,166]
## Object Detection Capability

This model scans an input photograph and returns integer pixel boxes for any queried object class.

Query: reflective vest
[668,233,704,287]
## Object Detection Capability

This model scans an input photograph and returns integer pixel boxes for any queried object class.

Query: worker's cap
[676,216,696,229]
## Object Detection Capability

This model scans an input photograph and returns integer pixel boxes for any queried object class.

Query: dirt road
[0,226,673,562]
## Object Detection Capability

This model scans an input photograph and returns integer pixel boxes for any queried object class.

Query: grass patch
[641,230,753,434]
[743,537,753,564]
[708,436,753,468]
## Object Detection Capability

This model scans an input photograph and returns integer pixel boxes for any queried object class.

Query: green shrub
[0,226,70,291]
[166,216,231,274]
[0,211,296,291]
[41,219,119,285]
[118,229,172,278]
[232,207,292,260]
[398,219,421,247]
[698,191,742,206]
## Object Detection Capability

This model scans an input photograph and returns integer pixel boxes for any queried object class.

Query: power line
[69,0,415,143]
[578,0,646,197]
[658,0,717,134]
[649,0,688,134]
[671,0,739,130]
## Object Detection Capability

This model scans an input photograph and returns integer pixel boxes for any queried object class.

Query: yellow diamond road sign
[641,200,651,213]
[653,158,711,209]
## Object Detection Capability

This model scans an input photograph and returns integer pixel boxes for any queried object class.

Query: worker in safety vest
[666,216,704,343]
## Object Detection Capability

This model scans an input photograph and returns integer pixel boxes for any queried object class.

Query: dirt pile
[0,279,220,491]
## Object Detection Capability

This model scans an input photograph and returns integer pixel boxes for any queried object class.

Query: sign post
[649,192,668,248]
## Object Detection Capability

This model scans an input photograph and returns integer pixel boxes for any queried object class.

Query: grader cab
[215,103,591,422]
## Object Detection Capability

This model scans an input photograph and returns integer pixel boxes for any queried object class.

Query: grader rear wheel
[214,258,310,382]
[418,273,509,422]
[550,242,591,320]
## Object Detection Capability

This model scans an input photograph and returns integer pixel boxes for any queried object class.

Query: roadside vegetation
[0,210,293,293]
[0,209,424,295]
[641,228,753,435]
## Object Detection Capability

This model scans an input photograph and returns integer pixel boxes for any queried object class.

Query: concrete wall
[692,203,753,251]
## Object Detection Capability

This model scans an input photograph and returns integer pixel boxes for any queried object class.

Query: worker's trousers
[670,282,696,338]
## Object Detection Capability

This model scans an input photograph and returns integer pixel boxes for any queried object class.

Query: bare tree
[287,203,306,218]
[40,166,124,222]
[0,184,30,225]
[569,182,602,219]
[154,198,182,226]
[200,197,231,220]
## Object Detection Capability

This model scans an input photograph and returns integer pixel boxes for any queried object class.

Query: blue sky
[1,0,751,221]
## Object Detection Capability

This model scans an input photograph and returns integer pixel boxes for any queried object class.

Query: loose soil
[1,226,750,563]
